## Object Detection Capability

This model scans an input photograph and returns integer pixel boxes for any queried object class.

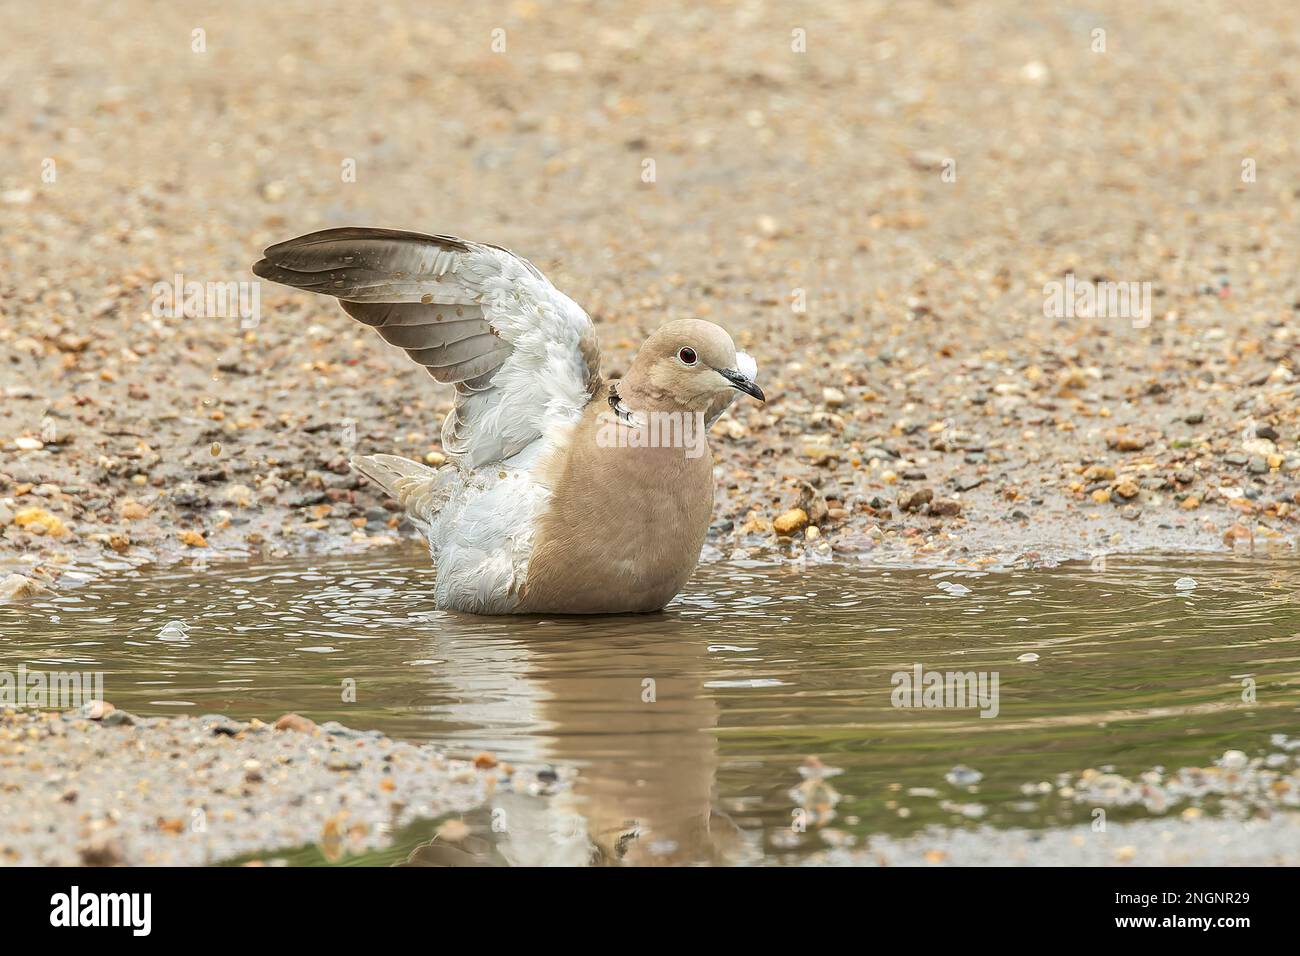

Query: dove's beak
[717,367,765,403]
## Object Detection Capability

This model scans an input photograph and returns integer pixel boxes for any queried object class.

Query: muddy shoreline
[0,707,560,867]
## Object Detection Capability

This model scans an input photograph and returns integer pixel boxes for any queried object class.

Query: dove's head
[625,319,764,412]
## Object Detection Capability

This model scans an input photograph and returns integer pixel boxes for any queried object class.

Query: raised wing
[252,227,602,467]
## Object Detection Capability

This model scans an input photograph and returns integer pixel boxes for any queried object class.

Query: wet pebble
[945,765,983,787]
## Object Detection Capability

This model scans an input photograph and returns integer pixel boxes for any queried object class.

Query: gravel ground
[0,706,558,866]
[3,1,1300,594]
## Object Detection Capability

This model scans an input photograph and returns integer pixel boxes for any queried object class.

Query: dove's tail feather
[350,454,450,530]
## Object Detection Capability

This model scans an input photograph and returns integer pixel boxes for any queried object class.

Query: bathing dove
[252,228,763,614]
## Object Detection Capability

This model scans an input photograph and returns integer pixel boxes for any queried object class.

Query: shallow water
[2,547,1299,865]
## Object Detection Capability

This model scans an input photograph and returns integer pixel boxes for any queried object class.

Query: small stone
[1104,429,1150,452]
[945,765,983,787]
[1113,480,1139,499]
[719,418,748,440]
[898,488,933,512]
[803,445,839,466]
[473,751,499,769]
[1219,750,1248,771]
[13,506,68,536]
[77,837,125,866]
[929,497,962,516]
[179,530,208,548]
[274,712,318,733]
[1174,577,1197,591]
[1016,653,1040,662]
[210,720,243,737]
[224,484,254,507]
[424,451,446,466]
[1247,457,1268,474]
[0,573,52,602]
[118,499,150,520]
[1091,488,1111,504]
[831,531,876,553]
[14,436,43,451]
[773,508,809,536]
[1179,495,1201,510]
[1223,524,1253,549]
[1082,464,1115,481]
[435,819,471,843]
[822,387,846,407]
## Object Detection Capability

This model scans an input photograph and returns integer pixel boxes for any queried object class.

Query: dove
[252,228,763,614]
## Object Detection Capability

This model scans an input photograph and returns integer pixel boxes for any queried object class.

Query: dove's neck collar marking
[607,383,642,426]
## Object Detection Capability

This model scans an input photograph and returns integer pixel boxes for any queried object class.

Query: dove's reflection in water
[400,615,756,866]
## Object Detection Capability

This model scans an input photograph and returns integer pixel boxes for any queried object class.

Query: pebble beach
[0,706,560,867]
[3,0,1299,598]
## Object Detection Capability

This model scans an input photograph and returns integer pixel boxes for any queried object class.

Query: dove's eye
[678,347,698,366]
